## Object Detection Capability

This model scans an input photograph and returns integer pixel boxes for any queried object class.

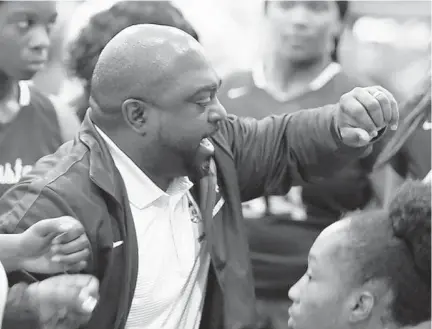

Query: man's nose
[208,99,227,124]
[288,279,301,302]
[290,4,310,28]
[28,25,51,53]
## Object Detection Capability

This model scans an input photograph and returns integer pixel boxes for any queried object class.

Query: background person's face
[0,1,57,81]
[265,0,340,62]
[288,222,353,329]
[145,47,227,175]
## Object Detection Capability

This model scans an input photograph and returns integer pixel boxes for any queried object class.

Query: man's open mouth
[199,138,214,155]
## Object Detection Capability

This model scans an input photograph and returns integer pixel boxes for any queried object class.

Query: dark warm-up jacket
[0,104,376,329]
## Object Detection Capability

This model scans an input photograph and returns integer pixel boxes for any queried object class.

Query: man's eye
[46,22,55,34]
[307,1,328,12]
[16,20,31,30]
[197,96,212,105]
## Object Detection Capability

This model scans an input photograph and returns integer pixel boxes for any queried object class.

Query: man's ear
[121,98,149,134]
[348,290,375,323]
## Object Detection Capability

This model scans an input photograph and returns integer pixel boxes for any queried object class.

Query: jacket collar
[79,109,125,205]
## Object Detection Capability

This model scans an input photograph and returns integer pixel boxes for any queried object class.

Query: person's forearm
[2,283,40,329]
[0,235,23,272]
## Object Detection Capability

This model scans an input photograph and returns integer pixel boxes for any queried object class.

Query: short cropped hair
[68,1,199,85]
[263,1,350,62]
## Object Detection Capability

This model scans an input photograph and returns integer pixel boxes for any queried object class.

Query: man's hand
[336,86,399,147]
[18,216,90,274]
[27,274,99,329]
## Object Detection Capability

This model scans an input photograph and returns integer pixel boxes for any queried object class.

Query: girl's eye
[197,96,212,105]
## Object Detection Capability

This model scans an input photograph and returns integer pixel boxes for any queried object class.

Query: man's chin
[287,317,296,329]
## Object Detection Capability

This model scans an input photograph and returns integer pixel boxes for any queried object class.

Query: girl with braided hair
[288,179,431,329]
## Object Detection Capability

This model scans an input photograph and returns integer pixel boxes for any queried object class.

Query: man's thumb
[31,217,66,237]
[339,127,372,147]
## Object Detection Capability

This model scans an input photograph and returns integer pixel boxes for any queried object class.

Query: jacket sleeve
[0,182,76,235]
[219,104,376,202]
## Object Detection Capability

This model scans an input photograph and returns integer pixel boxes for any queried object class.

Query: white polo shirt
[95,126,210,329]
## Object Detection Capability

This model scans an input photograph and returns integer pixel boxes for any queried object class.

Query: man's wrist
[1,234,27,271]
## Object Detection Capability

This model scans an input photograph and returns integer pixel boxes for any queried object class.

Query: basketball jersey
[0,82,62,197]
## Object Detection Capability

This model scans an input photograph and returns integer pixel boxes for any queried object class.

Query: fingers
[52,220,86,244]
[340,127,372,146]
[375,86,399,129]
[56,256,87,273]
[39,275,99,312]
[354,89,384,132]
[31,217,68,237]
[31,216,85,243]
[338,86,399,147]
[340,90,377,136]
[51,234,90,271]
[52,234,89,255]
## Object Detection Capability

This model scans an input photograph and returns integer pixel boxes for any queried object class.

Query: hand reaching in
[18,216,90,274]
[27,274,99,329]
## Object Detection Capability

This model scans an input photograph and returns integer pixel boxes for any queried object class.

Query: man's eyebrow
[8,10,58,22]
[192,79,222,96]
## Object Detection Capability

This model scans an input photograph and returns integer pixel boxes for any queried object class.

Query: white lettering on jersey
[0,159,33,185]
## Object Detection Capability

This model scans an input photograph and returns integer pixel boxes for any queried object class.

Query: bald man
[0,25,398,329]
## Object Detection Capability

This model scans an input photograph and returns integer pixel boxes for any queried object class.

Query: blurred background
[4,2,431,328]
[34,0,431,103]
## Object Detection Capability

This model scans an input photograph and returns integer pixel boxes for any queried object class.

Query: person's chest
[0,106,62,194]
[126,192,210,328]
[132,195,204,279]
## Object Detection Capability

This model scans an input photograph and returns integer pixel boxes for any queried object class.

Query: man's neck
[0,73,22,124]
[262,52,331,98]
[0,73,17,102]
[107,132,180,192]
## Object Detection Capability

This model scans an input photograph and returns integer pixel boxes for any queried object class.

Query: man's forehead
[164,47,220,89]
[309,222,348,262]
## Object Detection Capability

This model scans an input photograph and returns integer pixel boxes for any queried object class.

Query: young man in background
[218,2,381,328]
[0,1,79,197]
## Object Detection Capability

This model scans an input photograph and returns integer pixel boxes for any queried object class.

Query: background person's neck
[263,52,332,97]
[0,72,22,124]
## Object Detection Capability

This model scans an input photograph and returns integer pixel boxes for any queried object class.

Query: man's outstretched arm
[219,86,399,202]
